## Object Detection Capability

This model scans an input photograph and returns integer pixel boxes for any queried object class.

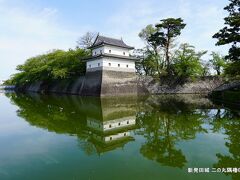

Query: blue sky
[0,0,229,80]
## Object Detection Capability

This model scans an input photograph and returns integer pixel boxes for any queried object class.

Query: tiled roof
[89,35,134,49]
[82,53,139,61]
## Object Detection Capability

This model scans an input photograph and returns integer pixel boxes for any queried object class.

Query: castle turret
[85,35,137,72]
[81,35,138,96]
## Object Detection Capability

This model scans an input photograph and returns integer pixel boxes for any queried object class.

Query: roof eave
[88,43,134,50]
[82,54,139,62]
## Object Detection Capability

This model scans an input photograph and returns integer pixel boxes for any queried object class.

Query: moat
[0,92,239,180]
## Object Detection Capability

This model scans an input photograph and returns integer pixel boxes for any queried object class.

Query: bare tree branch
[77,32,98,49]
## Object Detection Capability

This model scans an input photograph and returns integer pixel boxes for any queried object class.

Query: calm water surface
[0,92,239,180]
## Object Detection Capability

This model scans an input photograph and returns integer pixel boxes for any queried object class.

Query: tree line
[135,0,239,80]
[135,20,227,79]
[4,0,239,85]
[5,48,89,85]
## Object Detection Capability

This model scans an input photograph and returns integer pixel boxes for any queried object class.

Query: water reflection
[83,97,137,154]
[136,95,210,168]
[7,94,138,155]
[210,108,240,180]
[6,93,240,179]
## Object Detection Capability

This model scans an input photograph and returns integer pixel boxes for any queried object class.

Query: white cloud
[0,3,83,80]
[103,0,228,59]
[177,0,229,58]
[0,0,229,79]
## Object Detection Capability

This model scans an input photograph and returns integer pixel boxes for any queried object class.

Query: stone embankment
[209,80,240,106]
[15,74,224,96]
[138,76,223,94]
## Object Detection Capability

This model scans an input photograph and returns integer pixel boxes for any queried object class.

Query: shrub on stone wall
[6,48,89,85]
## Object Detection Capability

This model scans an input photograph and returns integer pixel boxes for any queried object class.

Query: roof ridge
[99,35,122,41]
[92,33,100,46]
[88,34,134,49]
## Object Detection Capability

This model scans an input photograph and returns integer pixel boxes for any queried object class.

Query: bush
[7,48,89,85]
[172,43,206,79]
[224,61,240,80]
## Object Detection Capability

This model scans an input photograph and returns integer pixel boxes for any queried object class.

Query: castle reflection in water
[5,93,240,179]
[84,96,137,153]
[8,93,139,154]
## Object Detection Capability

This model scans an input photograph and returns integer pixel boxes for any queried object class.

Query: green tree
[8,48,89,85]
[173,43,207,78]
[138,25,164,77]
[201,62,211,77]
[224,61,240,78]
[139,24,158,53]
[213,0,240,62]
[149,18,186,73]
[213,0,240,77]
[134,48,158,76]
[209,52,226,75]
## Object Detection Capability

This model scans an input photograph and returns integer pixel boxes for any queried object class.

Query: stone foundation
[16,72,223,96]
[101,71,137,96]
[17,70,138,96]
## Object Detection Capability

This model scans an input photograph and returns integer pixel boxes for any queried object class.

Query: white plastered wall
[86,57,135,72]
[103,45,130,56]
[92,45,130,56]
[92,47,104,56]
[87,118,136,132]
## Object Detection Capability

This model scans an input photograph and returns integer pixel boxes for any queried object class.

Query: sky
[0,0,229,80]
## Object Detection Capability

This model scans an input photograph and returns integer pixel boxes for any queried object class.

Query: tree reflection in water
[136,95,209,168]
[6,93,240,178]
[7,93,138,155]
[209,108,240,180]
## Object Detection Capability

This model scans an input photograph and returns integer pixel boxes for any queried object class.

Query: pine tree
[213,0,240,62]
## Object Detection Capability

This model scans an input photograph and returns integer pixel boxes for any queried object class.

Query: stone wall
[212,81,240,92]
[16,72,223,96]
[101,71,137,96]
[209,80,240,106]
[138,76,223,94]
[16,70,137,96]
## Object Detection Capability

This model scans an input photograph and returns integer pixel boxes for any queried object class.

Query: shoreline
[13,75,223,97]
